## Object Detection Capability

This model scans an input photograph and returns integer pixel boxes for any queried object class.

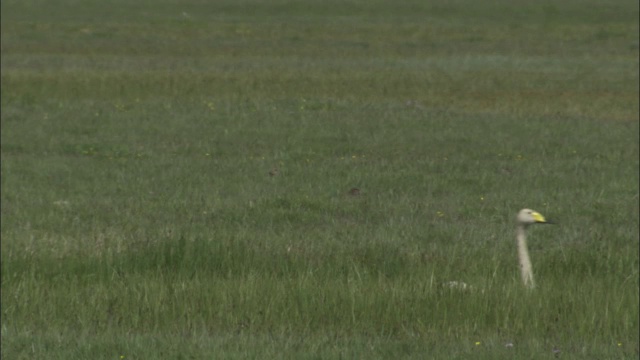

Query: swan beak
[532,211,547,223]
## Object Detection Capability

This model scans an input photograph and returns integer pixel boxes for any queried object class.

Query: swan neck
[517,225,535,289]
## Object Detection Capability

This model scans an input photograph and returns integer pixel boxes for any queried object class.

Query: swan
[516,208,552,289]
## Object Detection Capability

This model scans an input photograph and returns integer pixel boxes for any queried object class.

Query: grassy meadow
[1,0,639,358]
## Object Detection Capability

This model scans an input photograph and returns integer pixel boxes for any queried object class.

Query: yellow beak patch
[532,212,547,223]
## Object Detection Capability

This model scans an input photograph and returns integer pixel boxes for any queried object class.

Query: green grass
[2,0,639,358]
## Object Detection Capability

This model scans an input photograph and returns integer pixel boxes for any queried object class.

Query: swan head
[517,208,549,226]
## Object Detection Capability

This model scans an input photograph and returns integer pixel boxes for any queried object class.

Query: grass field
[2,0,639,358]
